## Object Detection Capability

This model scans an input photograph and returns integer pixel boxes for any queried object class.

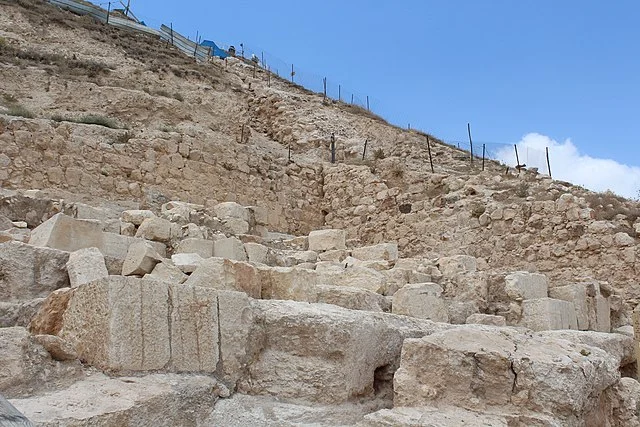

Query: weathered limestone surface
[244,242,269,264]
[520,297,577,331]
[466,313,507,327]
[308,229,346,252]
[392,283,448,322]
[146,261,188,284]
[135,217,178,243]
[549,284,589,330]
[351,243,398,262]
[121,209,155,226]
[29,288,74,335]
[0,241,70,301]
[66,247,108,288]
[171,252,204,273]
[121,241,162,276]
[214,236,248,261]
[10,373,221,427]
[258,266,319,301]
[314,285,387,312]
[175,238,213,258]
[394,326,620,425]
[326,266,387,294]
[28,213,104,252]
[504,271,549,301]
[185,258,261,299]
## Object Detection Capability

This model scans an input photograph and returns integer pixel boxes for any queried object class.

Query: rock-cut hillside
[1,1,640,426]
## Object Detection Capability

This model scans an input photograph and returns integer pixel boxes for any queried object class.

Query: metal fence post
[331,133,336,163]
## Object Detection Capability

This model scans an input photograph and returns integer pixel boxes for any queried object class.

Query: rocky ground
[1,1,640,426]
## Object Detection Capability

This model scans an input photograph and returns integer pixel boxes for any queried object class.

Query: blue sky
[107,1,640,196]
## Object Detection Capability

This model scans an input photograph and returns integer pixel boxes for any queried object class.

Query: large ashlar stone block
[29,213,104,252]
[351,243,398,262]
[171,253,204,274]
[465,313,507,327]
[520,298,577,331]
[59,277,219,373]
[0,241,70,301]
[239,299,445,404]
[146,260,188,285]
[392,283,448,322]
[549,284,589,330]
[66,247,108,288]
[135,217,179,243]
[258,266,319,301]
[120,210,155,226]
[214,237,248,261]
[394,326,620,425]
[217,291,253,385]
[590,295,611,333]
[175,238,213,258]
[122,241,162,276]
[504,271,548,301]
[324,266,387,294]
[184,258,261,299]
[213,202,249,222]
[244,242,269,264]
[308,229,346,252]
[314,285,387,312]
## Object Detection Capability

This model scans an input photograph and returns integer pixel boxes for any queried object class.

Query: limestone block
[214,236,248,261]
[0,231,12,243]
[161,201,205,224]
[184,258,261,299]
[589,295,611,333]
[214,202,249,222]
[33,334,77,361]
[325,266,387,294]
[29,213,104,252]
[314,285,386,312]
[0,298,45,328]
[135,217,179,243]
[285,250,318,264]
[317,249,348,262]
[308,229,346,252]
[120,221,136,236]
[465,313,507,327]
[122,241,162,276]
[175,238,213,258]
[392,283,448,322]
[66,247,108,288]
[393,326,619,425]
[446,301,479,325]
[146,261,188,284]
[437,255,477,277]
[614,232,635,247]
[247,205,268,225]
[0,241,70,301]
[362,406,520,426]
[121,209,155,226]
[10,373,220,426]
[540,329,634,368]
[549,284,589,330]
[259,266,319,301]
[222,218,250,235]
[101,232,167,261]
[171,253,204,274]
[351,243,399,262]
[0,214,13,230]
[520,298,577,331]
[244,242,268,264]
[505,271,548,301]
[218,290,254,386]
[29,288,74,336]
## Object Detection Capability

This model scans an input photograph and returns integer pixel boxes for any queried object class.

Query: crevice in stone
[214,294,224,378]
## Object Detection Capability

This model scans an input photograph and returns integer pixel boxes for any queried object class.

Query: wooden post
[291,64,294,83]
[261,51,264,67]
[351,94,354,105]
[427,135,435,173]
[514,144,521,173]
[339,85,341,102]
[170,23,174,46]
[482,143,486,171]
[267,67,271,87]
[193,32,199,58]
[362,139,368,160]
[323,77,327,100]
[546,146,552,178]
[106,2,111,24]
[366,96,370,111]
[467,123,473,164]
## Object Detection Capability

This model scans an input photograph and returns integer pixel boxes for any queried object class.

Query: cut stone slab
[393,326,620,425]
[0,394,33,427]
[351,243,398,262]
[549,284,589,330]
[308,229,346,252]
[361,406,515,427]
[258,266,319,301]
[244,242,269,264]
[505,271,548,301]
[217,290,254,386]
[222,217,250,235]
[520,297,577,331]
[146,261,188,284]
[314,285,386,312]
[0,241,70,301]
[66,247,108,288]
[214,236,248,261]
[590,295,611,333]
[122,241,162,276]
[466,313,507,327]
[171,252,204,274]
[392,283,449,322]
[121,209,155,226]
[185,258,261,299]
[135,217,179,243]
[214,201,249,222]
[175,238,213,258]
[9,373,221,427]
[33,334,77,361]
[28,213,104,252]
[324,266,387,294]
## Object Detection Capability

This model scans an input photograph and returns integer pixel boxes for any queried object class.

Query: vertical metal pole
[106,2,111,24]
[362,139,368,160]
[193,32,199,58]
[546,146,552,178]
[427,135,434,173]
[330,133,336,164]
[366,96,370,111]
[323,77,327,100]
[467,123,473,164]
[261,51,264,67]
[291,64,294,83]
[482,144,486,171]
[170,23,174,46]
[351,94,354,105]
[514,144,521,172]
[339,85,341,102]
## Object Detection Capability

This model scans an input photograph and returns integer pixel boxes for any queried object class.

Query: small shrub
[515,182,529,198]
[0,37,6,47]
[373,148,385,160]
[391,165,404,179]
[114,130,134,144]
[470,202,486,218]
[6,105,35,118]
[77,114,119,129]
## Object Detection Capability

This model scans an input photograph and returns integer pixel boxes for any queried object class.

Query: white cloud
[493,133,640,199]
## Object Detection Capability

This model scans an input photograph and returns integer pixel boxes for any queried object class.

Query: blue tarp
[200,40,228,59]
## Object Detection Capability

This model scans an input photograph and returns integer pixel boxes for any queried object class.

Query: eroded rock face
[394,326,621,425]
